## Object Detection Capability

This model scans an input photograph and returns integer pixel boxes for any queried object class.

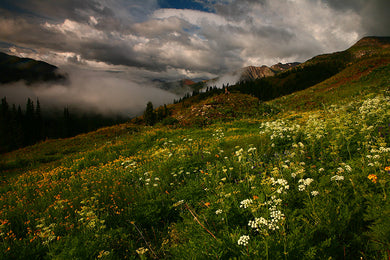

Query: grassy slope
[0,40,390,259]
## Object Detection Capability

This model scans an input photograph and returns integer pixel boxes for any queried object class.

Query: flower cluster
[235,147,244,162]
[248,195,285,233]
[260,119,301,147]
[311,191,319,196]
[298,178,314,191]
[213,128,225,140]
[331,175,344,182]
[36,218,57,246]
[77,196,106,230]
[237,235,250,246]
[368,174,377,184]
[215,209,223,215]
[304,115,326,140]
[240,199,253,209]
[270,177,289,194]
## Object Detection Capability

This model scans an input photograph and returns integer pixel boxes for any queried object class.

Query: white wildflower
[311,191,319,196]
[240,199,253,209]
[237,235,250,246]
[331,175,344,181]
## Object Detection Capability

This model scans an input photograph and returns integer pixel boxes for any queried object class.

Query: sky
[0,0,389,115]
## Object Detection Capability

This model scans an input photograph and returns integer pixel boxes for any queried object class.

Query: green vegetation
[0,37,390,259]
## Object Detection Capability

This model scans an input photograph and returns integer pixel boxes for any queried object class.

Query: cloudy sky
[0,0,389,115]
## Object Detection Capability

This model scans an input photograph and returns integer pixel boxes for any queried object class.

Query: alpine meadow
[0,35,390,259]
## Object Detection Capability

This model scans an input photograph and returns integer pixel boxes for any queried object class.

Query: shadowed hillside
[0,52,66,85]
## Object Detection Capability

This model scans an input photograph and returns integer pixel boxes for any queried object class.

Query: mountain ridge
[0,52,67,85]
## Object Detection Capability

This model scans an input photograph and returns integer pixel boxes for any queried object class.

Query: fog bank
[0,68,179,117]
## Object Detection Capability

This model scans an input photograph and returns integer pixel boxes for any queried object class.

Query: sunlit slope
[269,56,390,111]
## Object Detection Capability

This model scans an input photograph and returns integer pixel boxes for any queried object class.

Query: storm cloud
[0,0,389,114]
[1,0,389,77]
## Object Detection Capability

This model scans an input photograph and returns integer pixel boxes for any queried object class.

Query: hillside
[0,37,390,259]
[231,36,390,102]
[0,52,66,85]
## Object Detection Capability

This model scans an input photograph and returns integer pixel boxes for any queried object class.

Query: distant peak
[353,36,390,47]
[181,79,196,86]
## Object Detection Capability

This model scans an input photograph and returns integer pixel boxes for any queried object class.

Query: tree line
[0,97,126,153]
[231,59,346,101]
[143,102,173,126]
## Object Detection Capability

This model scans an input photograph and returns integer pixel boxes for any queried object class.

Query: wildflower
[318,168,325,172]
[385,166,390,172]
[97,250,110,258]
[173,200,184,207]
[136,247,149,255]
[215,209,223,215]
[344,165,352,172]
[240,199,253,209]
[204,202,211,207]
[237,235,250,246]
[311,191,319,196]
[331,175,344,181]
[368,174,377,183]
[248,147,257,153]
[298,178,314,191]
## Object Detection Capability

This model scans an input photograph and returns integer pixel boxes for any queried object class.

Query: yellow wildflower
[368,174,377,183]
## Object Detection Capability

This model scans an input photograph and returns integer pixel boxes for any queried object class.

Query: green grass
[1,57,390,259]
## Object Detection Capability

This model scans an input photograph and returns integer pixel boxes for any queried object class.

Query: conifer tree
[25,98,35,144]
[35,98,43,139]
[143,101,156,126]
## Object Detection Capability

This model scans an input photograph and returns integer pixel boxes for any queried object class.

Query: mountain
[239,62,301,81]
[239,65,275,81]
[159,62,300,95]
[159,36,390,125]
[231,36,390,102]
[184,62,300,91]
[270,62,301,72]
[2,37,390,259]
[0,52,66,85]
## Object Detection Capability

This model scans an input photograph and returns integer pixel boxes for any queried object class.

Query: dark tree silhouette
[143,101,156,126]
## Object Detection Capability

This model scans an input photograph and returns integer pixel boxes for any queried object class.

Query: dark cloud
[324,0,390,36]
[0,0,105,23]
[0,0,389,82]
